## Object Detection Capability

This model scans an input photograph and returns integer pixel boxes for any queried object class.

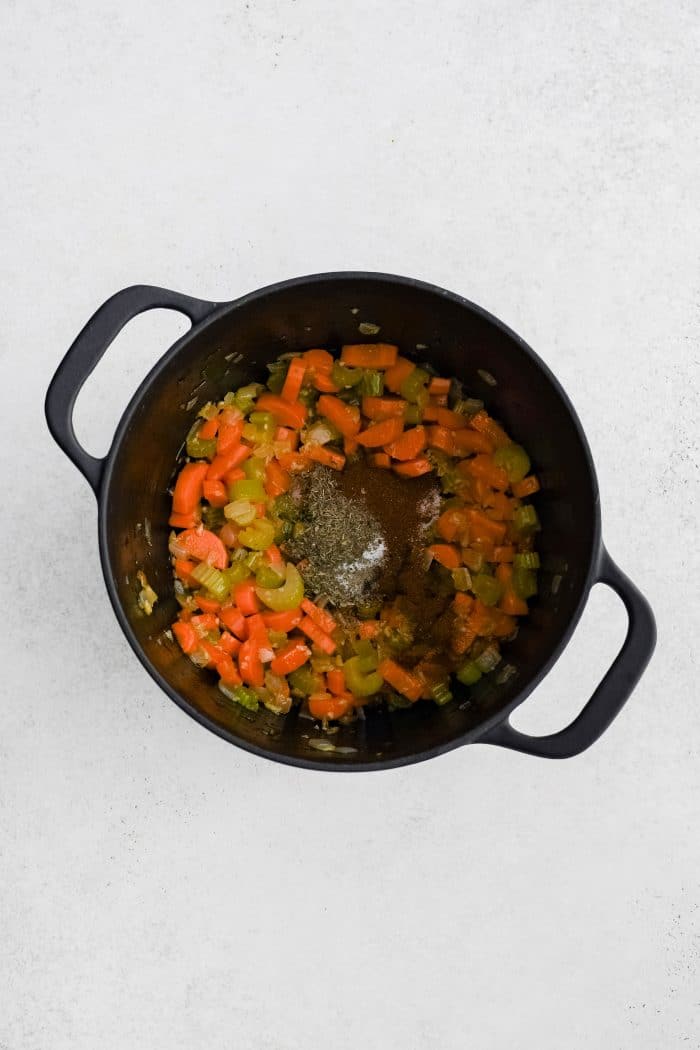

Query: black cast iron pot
[45,273,656,770]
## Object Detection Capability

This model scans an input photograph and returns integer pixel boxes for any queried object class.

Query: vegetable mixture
[167,343,541,723]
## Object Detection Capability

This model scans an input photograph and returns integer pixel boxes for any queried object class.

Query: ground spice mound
[285,461,439,610]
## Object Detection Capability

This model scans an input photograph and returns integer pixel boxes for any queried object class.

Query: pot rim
[97,270,602,771]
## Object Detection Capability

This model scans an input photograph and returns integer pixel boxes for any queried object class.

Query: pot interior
[103,275,598,768]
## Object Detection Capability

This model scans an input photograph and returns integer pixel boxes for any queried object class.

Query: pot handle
[45,285,219,493]
[479,547,656,758]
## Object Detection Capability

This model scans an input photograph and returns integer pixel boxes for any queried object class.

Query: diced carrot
[485,492,516,520]
[465,455,509,491]
[216,418,243,455]
[233,581,260,615]
[177,528,228,568]
[302,348,334,373]
[280,357,306,403]
[195,594,221,614]
[468,410,511,448]
[428,544,461,569]
[377,659,423,702]
[470,537,496,560]
[358,620,380,639]
[392,457,432,477]
[340,343,398,369]
[261,608,303,632]
[276,450,312,474]
[500,591,529,616]
[313,372,340,393]
[493,544,515,562]
[426,425,455,455]
[275,426,299,449]
[356,417,404,448]
[453,592,473,614]
[223,467,246,487]
[435,408,464,429]
[327,668,346,695]
[384,356,415,393]
[174,558,198,585]
[432,393,448,407]
[256,393,307,430]
[203,478,229,507]
[219,523,239,548]
[299,616,336,653]
[436,508,469,543]
[385,425,426,461]
[451,429,494,455]
[238,638,264,687]
[214,654,241,686]
[270,641,312,676]
[172,462,209,514]
[265,460,291,498]
[428,377,451,396]
[495,564,513,586]
[246,613,272,655]
[207,443,251,480]
[190,613,219,633]
[309,695,352,720]
[172,620,198,654]
[199,416,220,439]
[219,632,241,655]
[219,605,248,639]
[466,509,507,543]
[452,622,477,656]
[361,396,408,421]
[317,395,361,437]
[512,475,540,498]
[344,437,359,455]
[169,510,200,529]
[421,402,441,422]
[306,444,346,471]
[265,545,285,574]
[301,598,337,635]
[370,452,391,469]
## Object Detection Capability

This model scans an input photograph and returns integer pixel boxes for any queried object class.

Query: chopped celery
[353,639,379,672]
[233,384,263,414]
[230,478,266,503]
[268,630,288,648]
[451,567,472,592]
[249,411,276,440]
[186,421,217,460]
[356,598,382,619]
[431,680,453,706]
[453,397,483,416]
[331,361,362,388]
[456,660,482,686]
[239,518,276,550]
[513,505,540,534]
[311,651,335,673]
[244,550,264,570]
[512,567,538,599]
[343,655,384,697]
[493,444,531,484]
[243,456,267,482]
[288,665,324,696]
[219,681,259,711]
[224,499,256,526]
[514,551,540,569]
[274,519,293,542]
[400,366,429,403]
[386,689,413,710]
[297,386,317,407]
[475,645,501,673]
[403,404,423,424]
[191,562,229,601]
[197,401,219,420]
[471,574,503,606]
[256,562,304,611]
[274,493,299,521]
[202,505,225,531]
[358,369,384,397]
[223,562,251,587]
[242,423,265,444]
[266,360,288,394]
[255,563,284,588]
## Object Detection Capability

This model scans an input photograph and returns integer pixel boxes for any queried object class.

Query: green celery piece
[288,665,324,696]
[230,478,266,503]
[358,369,384,397]
[493,444,531,484]
[243,457,267,482]
[471,574,504,607]
[343,656,384,697]
[256,562,304,611]
[456,661,482,686]
[400,367,429,403]
[239,518,276,550]
[331,361,363,389]
[191,562,229,601]
[512,567,538,599]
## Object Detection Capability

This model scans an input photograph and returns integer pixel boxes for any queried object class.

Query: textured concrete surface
[2,2,699,1047]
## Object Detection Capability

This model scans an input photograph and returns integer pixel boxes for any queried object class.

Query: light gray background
[2,2,698,1047]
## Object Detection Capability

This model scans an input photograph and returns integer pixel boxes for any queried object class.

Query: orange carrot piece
[384,356,415,393]
[195,594,221,614]
[198,417,220,439]
[435,408,464,429]
[169,510,200,529]
[312,372,340,393]
[385,425,426,461]
[466,509,507,543]
[340,343,398,369]
[275,426,299,449]
[265,460,291,498]
[270,640,312,676]
[468,410,511,448]
[276,450,312,474]
[317,395,361,437]
[172,462,209,514]
[306,444,346,471]
[203,478,229,507]
[465,454,509,491]
[426,425,455,455]
[392,457,432,477]
[172,620,198,654]
[512,475,540,498]
[280,357,306,403]
[174,558,198,585]
[500,591,529,616]
[452,592,473,614]
[377,659,423,702]
[301,598,337,635]
[216,418,243,455]
[238,638,264,687]
[261,608,303,632]
[357,620,380,639]
[233,580,260,615]
[421,402,441,422]
[215,654,242,686]
[256,393,307,430]
[177,528,228,568]
[428,377,451,396]
[309,694,352,720]
[428,543,461,569]
[327,668,346,695]
[436,508,469,543]
[451,429,494,455]
[344,436,359,455]
[299,616,336,653]
[356,417,404,448]
[207,443,251,480]
[219,632,241,655]
[302,348,334,373]
[219,606,248,639]
[370,452,391,469]
[361,396,408,421]
[493,544,515,563]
